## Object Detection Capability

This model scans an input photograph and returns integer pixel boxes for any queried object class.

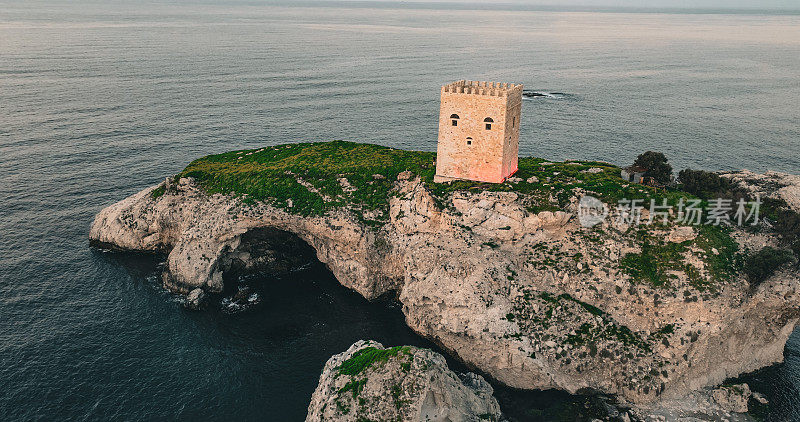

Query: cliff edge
[89,141,800,405]
[305,340,502,422]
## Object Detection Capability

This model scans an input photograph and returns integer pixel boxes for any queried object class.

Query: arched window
[450,114,459,126]
[484,117,494,130]
[466,137,473,146]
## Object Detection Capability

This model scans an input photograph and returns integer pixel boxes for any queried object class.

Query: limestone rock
[711,383,751,413]
[629,385,756,421]
[305,340,503,422]
[90,171,800,406]
[185,288,206,310]
[537,210,571,229]
[668,226,696,243]
[722,170,800,212]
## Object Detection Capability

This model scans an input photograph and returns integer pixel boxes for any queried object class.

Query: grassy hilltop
[174,140,683,220]
[155,140,800,292]
[167,141,751,291]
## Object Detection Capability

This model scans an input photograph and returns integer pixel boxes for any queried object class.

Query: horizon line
[263,0,800,15]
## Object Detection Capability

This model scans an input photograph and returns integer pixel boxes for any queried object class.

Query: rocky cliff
[305,340,502,422]
[89,141,800,406]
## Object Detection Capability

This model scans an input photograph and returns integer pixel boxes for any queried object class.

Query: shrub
[764,198,800,242]
[619,240,688,287]
[633,151,672,184]
[150,185,166,199]
[336,346,411,376]
[677,169,731,199]
[621,248,666,287]
[744,247,796,289]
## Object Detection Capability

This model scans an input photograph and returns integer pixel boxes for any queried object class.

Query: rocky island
[305,340,502,421]
[90,141,800,418]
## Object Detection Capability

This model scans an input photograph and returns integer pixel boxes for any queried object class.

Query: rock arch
[218,226,318,285]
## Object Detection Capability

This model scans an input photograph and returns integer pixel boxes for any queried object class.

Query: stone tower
[434,80,523,184]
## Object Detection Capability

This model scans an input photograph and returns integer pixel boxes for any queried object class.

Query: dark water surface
[2,1,800,420]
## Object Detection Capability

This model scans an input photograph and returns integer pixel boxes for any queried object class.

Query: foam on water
[523,90,568,99]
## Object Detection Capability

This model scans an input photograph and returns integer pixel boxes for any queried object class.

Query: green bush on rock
[336,346,412,377]
[744,247,796,289]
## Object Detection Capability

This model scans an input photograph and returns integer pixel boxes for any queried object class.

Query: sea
[1,1,799,420]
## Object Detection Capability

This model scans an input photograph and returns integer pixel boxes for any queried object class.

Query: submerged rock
[220,286,261,313]
[184,288,206,310]
[752,391,768,405]
[305,340,503,422]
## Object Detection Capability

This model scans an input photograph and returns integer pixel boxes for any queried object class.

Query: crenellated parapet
[441,80,524,98]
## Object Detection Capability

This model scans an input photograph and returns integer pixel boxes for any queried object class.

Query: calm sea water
[2,1,800,420]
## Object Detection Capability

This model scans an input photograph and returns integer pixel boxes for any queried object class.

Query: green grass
[563,321,651,352]
[620,226,741,289]
[518,290,649,351]
[339,378,367,399]
[150,185,166,199]
[179,141,436,223]
[177,140,678,225]
[336,346,413,377]
[552,295,650,351]
[694,225,741,283]
[390,383,408,410]
[620,237,687,288]
[555,293,605,316]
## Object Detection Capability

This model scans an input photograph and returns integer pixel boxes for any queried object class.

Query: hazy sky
[351,0,799,10]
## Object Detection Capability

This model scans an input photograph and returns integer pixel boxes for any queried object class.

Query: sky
[328,0,800,10]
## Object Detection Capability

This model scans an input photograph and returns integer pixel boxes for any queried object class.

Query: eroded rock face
[711,383,751,414]
[722,170,800,211]
[305,340,503,422]
[630,384,754,421]
[89,173,800,405]
[90,177,401,298]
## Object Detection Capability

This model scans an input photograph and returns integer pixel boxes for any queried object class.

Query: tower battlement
[441,80,524,98]
[435,80,523,184]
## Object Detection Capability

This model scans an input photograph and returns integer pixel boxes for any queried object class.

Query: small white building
[621,166,647,184]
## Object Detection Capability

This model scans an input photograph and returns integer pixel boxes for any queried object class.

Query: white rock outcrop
[711,383,751,413]
[90,172,800,405]
[185,288,206,310]
[722,170,800,211]
[305,340,502,422]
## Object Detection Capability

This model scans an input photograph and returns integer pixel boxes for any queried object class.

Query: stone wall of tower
[435,81,523,184]
[501,94,522,179]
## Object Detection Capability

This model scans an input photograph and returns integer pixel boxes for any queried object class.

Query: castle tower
[434,80,523,184]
